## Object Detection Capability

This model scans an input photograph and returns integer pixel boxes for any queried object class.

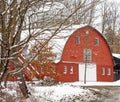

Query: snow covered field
[29,84,97,102]
[0,79,120,102]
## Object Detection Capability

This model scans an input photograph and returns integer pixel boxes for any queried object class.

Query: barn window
[102,68,105,75]
[95,38,99,46]
[107,68,111,75]
[47,67,50,73]
[53,66,56,73]
[41,67,44,73]
[76,36,80,44]
[84,49,92,63]
[70,66,73,74]
[63,66,67,74]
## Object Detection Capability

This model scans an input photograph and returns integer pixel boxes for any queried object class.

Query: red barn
[55,25,114,82]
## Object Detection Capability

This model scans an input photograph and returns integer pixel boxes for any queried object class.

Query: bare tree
[100,0,120,53]
[0,0,102,97]
[101,1,120,35]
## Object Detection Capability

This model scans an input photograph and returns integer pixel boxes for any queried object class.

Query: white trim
[62,61,81,64]
[107,68,111,75]
[79,63,97,82]
[30,64,40,75]
[62,61,96,65]
[63,66,67,74]
[20,54,25,59]
[84,48,92,63]
[70,66,73,74]
[102,67,105,75]
[18,57,24,63]
[19,54,40,76]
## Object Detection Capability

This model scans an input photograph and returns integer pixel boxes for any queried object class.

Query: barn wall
[55,62,79,82]
[97,65,114,82]
[61,26,113,65]
[60,26,114,82]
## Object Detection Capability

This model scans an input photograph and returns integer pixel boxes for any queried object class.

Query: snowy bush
[34,76,59,86]
[28,83,98,102]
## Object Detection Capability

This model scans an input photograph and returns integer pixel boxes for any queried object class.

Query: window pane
[53,66,56,73]
[84,49,92,62]
[70,66,73,74]
[41,67,44,73]
[102,68,105,75]
[76,36,80,44]
[63,66,67,74]
[108,68,111,75]
[95,38,99,46]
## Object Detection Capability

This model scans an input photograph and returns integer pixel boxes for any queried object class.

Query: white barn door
[79,63,97,82]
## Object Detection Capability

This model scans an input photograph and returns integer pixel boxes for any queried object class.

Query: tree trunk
[17,71,30,98]
[0,68,9,88]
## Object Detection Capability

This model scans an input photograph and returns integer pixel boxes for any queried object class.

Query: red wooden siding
[55,62,78,82]
[58,26,114,82]
[7,25,114,82]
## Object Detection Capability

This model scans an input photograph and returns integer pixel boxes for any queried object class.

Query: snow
[20,24,86,62]
[112,53,120,59]
[29,80,120,101]
[51,24,88,61]
[28,82,97,102]
[1,80,120,102]
[32,84,88,101]
[114,79,120,84]
[70,81,120,87]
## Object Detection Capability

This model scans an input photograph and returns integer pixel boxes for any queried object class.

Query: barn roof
[112,54,120,69]
[52,24,88,62]
[21,24,111,63]
[113,56,120,71]
[53,25,110,63]
[113,56,120,64]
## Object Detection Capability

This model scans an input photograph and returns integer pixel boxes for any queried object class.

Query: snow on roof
[20,24,91,62]
[112,53,120,59]
[51,24,88,62]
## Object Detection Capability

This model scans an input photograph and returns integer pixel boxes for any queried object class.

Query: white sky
[108,0,120,3]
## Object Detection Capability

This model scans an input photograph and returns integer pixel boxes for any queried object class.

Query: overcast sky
[108,0,120,3]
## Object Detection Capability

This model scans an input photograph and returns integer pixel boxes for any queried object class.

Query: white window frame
[41,67,44,73]
[63,66,67,74]
[102,67,105,75]
[84,49,92,63]
[53,66,56,74]
[70,66,73,74]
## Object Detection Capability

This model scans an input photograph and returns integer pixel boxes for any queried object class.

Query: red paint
[56,26,114,82]
[55,62,78,82]
[7,26,114,82]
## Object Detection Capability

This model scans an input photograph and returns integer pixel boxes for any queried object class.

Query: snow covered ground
[28,81,120,102]
[70,80,120,87]
[28,83,97,102]
[0,79,120,102]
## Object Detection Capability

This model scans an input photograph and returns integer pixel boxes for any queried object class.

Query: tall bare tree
[101,1,120,35]
[100,0,120,53]
[0,0,101,97]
